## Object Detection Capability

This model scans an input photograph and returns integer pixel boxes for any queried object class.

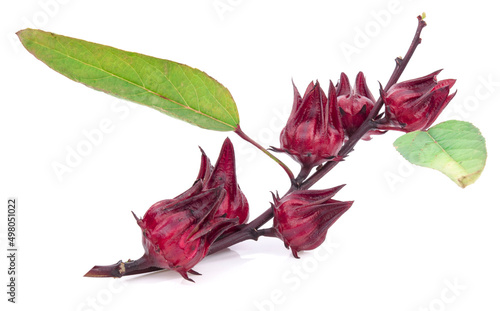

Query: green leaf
[17,29,239,131]
[393,120,487,188]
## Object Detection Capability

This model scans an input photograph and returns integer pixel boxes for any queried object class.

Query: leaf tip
[16,28,32,38]
[456,169,484,189]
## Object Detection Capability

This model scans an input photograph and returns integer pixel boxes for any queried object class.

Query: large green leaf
[17,29,239,131]
[393,120,487,188]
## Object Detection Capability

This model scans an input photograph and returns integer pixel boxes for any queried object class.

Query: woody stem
[84,15,429,279]
[84,254,159,278]
[209,228,278,255]
[383,15,427,95]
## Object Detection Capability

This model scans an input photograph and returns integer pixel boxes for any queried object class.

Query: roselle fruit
[337,72,376,138]
[131,138,248,281]
[272,81,344,177]
[272,185,353,258]
[378,70,456,132]
[133,185,238,281]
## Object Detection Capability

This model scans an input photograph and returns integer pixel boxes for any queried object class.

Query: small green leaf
[393,120,487,188]
[17,29,239,131]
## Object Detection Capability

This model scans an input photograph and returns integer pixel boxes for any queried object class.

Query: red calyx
[272,185,353,258]
[134,186,238,281]
[273,81,344,175]
[378,70,457,132]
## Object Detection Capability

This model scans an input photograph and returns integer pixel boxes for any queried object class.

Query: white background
[1,0,499,310]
